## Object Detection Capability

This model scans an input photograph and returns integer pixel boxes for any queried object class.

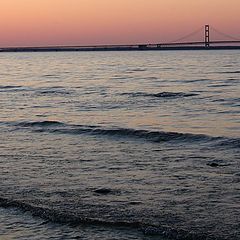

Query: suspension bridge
[1,25,240,52]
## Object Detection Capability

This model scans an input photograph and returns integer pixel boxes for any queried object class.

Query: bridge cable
[211,26,240,41]
[169,26,203,43]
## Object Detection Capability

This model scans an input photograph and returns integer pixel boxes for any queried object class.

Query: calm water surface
[0,51,239,240]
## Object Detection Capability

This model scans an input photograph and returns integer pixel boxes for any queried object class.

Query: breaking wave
[0,197,212,240]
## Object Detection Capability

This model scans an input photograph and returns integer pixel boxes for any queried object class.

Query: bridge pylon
[205,25,210,48]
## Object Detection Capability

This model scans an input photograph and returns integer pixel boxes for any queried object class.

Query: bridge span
[1,25,240,52]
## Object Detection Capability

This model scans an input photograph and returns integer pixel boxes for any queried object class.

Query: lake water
[0,50,239,240]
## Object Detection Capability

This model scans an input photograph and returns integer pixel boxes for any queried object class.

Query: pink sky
[0,0,239,47]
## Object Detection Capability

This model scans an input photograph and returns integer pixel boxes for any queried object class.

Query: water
[0,51,239,240]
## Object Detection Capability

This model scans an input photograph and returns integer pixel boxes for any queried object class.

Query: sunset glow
[0,0,239,47]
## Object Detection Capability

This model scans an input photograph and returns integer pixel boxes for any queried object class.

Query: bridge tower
[205,25,210,48]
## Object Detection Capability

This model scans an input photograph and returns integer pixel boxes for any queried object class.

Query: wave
[11,121,240,149]
[35,89,71,96]
[182,79,210,83]
[121,91,198,99]
[13,121,223,144]
[0,85,23,89]
[41,74,61,78]
[0,197,212,240]
[16,120,65,128]
[0,85,71,96]
[214,138,240,149]
[0,85,25,92]
[221,70,240,74]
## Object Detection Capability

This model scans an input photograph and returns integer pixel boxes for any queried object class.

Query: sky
[0,0,239,47]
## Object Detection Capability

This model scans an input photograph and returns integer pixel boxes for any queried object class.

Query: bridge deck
[1,41,240,52]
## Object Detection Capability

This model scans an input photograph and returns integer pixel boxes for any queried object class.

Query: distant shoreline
[1,45,240,52]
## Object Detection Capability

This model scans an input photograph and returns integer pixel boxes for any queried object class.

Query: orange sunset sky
[0,0,239,47]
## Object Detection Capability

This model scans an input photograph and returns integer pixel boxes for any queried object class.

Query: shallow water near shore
[0,50,239,239]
